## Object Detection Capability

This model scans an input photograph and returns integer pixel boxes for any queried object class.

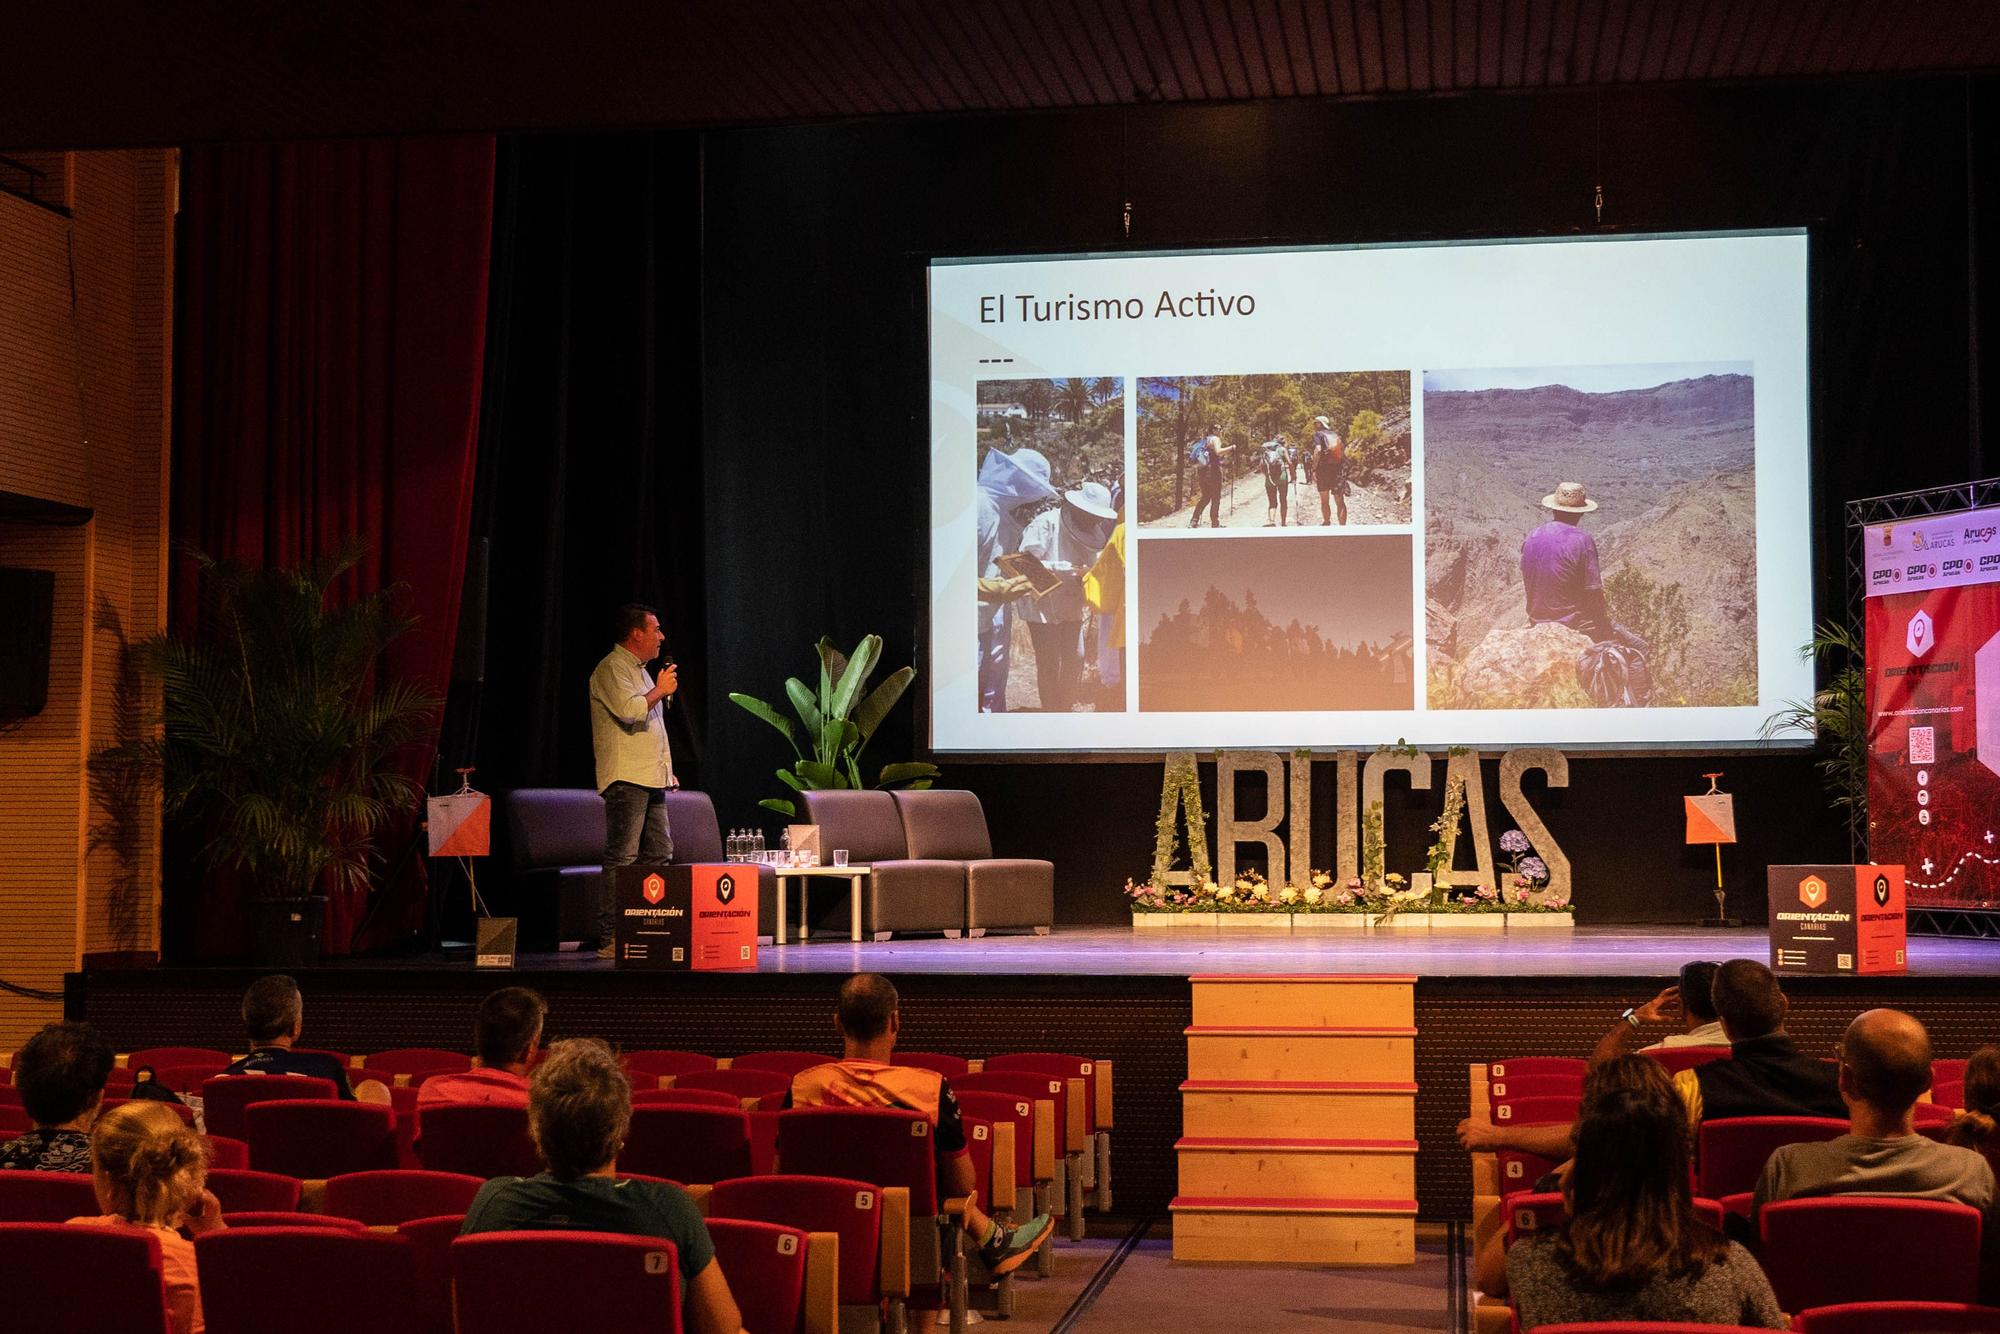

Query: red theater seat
[151,1063,231,1095]
[397,1213,464,1334]
[1485,1057,1586,1082]
[1530,1325,1776,1332]
[0,1170,99,1221]
[205,1134,251,1169]
[1760,1197,1983,1310]
[779,1106,969,1326]
[198,1226,423,1334]
[732,1050,834,1079]
[674,1067,790,1110]
[622,1049,719,1086]
[955,1089,1040,1217]
[127,1046,232,1070]
[1792,1301,2000,1333]
[356,1049,472,1080]
[1488,1094,1580,1127]
[199,1073,338,1139]
[416,1103,540,1179]
[0,1221,172,1334]
[206,1168,303,1213]
[620,1105,752,1183]
[710,1174,888,1311]
[221,1211,367,1230]
[894,1052,972,1078]
[1696,1116,1848,1199]
[322,1169,484,1226]
[99,1098,196,1126]
[705,1218,817,1334]
[1483,1073,1584,1100]
[1642,1045,1732,1075]
[631,1087,741,1109]
[452,1231,684,1333]
[244,1099,397,1178]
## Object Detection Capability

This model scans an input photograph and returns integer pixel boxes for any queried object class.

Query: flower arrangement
[1499,827,1556,901]
[1127,867,1397,913]
[1423,774,1469,908]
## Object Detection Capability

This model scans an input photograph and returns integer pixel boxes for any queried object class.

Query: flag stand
[1687,772,1742,927]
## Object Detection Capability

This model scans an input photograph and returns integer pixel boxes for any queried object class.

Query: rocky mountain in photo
[1424,374,1758,707]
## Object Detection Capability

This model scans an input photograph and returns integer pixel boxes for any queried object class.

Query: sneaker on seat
[979,1213,1054,1276]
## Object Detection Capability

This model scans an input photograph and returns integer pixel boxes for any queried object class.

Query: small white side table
[772,865,872,943]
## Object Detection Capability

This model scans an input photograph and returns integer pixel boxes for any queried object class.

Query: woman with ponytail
[68,1100,225,1334]
[1944,1045,2000,1173]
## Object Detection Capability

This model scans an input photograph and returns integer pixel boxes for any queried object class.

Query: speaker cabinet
[0,566,54,725]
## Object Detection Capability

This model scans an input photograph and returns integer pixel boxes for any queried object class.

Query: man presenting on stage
[589,604,678,960]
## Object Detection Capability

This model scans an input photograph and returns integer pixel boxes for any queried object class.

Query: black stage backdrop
[455,78,1998,930]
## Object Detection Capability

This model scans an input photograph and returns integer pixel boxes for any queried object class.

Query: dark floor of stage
[428,923,2000,978]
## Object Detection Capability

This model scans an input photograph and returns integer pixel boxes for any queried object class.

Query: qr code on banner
[1910,726,1936,764]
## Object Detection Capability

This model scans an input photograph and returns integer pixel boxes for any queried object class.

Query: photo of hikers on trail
[974,377,1129,714]
[1135,372,1412,531]
[1422,362,1758,711]
[1138,534,1416,712]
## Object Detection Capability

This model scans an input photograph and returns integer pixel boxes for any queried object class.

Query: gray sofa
[799,789,1053,938]
[895,789,1054,934]
[501,788,777,949]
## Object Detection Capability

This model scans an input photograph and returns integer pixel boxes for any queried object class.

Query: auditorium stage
[64,925,2000,1222]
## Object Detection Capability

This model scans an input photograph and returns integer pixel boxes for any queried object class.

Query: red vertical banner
[1865,581,2000,908]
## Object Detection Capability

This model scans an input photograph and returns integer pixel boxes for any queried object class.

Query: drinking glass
[833,849,850,867]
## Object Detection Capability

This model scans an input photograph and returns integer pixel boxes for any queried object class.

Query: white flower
[1302,885,1323,905]
[1278,886,1299,905]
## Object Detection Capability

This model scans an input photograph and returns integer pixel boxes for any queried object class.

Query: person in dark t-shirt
[219,974,353,1098]
[460,1039,740,1334]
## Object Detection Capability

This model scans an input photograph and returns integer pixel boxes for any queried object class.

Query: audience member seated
[219,975,353,1099]
[1482,1054,1785,1330]
[1588,961,1727,1062]
[1754,1010,1996,1255]
[1945,1045,2000,1165]
[788,972,1052,1276]
[0,1020,114,1172]
[458,1038,745,1334]
[416,987,545,1110]
[68,1101,226,1334]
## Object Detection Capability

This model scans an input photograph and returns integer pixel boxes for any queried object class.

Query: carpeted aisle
[1016,1222,1452,1333]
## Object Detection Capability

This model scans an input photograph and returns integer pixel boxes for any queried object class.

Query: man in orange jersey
[790,973,1052,1275]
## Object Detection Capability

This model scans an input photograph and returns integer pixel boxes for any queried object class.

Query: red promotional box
[1767,864,1907,976]
[614,864,759,971]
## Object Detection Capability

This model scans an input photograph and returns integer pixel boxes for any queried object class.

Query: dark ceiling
[8,0,2000,149]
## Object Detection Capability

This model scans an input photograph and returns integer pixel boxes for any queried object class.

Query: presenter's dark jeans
[599,781,673,946]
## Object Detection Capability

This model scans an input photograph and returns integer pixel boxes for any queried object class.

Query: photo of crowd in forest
[1135,372,1412,531]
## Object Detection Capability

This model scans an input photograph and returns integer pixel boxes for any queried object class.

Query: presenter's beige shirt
[589,643,675,792]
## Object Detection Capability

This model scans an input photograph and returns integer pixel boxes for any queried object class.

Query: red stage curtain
[171,136,495,957]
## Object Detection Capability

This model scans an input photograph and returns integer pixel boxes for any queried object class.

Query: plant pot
[248,896,327,966]
[1131,911,1177,930]
[1507,912,1576,930]
[1377,912,1431,929]
[1290,912,1370,931]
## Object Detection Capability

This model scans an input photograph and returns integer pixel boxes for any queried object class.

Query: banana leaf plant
[729,634,940,818]
[1761,619,1869,860]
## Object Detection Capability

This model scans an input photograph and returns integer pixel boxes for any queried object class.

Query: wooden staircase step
[1169,1195,1418,1265]
[1184,1026,1416,1081]
[1176,1136,1417,1197]
[1190,974,1416,1028]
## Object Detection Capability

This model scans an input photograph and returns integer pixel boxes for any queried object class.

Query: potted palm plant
[107,543,437,964]
[729,634,939,817]
[1762,620,1869,860]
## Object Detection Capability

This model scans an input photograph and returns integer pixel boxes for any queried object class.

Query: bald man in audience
[1755,1008,1995,1217]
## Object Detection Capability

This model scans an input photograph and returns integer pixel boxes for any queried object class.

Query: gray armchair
[799,790,967,938]
[894,789,1053,934]
[502,788,606,949]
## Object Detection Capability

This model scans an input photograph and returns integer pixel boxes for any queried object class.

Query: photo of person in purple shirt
[1520,480,1649,655]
